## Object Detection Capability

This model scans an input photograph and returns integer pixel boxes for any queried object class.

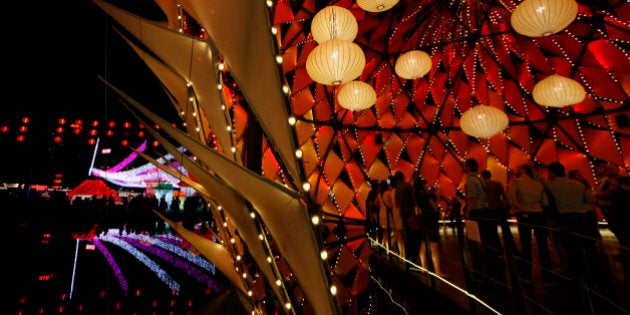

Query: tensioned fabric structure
[91,0,629,314]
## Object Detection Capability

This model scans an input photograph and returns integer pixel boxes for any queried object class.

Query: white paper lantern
[510,0,578,37]
[337,80,376,110]
[311,6,358,44]
[394,50,432,80]
[532,74,586,107]
[460,105,509,138]
[356,0,400,12]
[306,39,366,86]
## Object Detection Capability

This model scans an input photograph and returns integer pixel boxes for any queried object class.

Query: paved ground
[372,222,630,315]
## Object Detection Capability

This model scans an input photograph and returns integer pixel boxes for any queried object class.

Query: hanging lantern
[356,0,400,12]
[306,39,365,86]
[460,105,509,138]
[532,74,585,107]
[394,50,432,80]
[337,80,376,110]
[510,0,578,37]
[311,6,358,44]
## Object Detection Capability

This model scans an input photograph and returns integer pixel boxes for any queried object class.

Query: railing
[368,213,630,315]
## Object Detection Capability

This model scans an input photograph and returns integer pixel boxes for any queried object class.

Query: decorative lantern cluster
[460,105,509,139]
[306,6,365,86]
[532,74,586,107]
[336,80,376,111]
[307,5,378,111]
[356,0,400,13]
[510,0,578,37]
[394,50,432,80]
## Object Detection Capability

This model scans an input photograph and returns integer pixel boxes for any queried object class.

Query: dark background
[2,1,177,187]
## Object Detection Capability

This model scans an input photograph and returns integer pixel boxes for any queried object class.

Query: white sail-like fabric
[120,34,202,141]
[104,78,337,315]
[155,212,248,296]
[92,0,235,161]
[153,0,180,30]
[180,0,303,187]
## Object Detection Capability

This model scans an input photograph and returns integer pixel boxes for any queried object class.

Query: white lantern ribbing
[337,80,376,110]
[510,0,578,37]
[460,105,509,138]
[311,6,358,44]
[356,0,400,12]
[394,50,432,80]
[532,74,586,107]
[306,39,366,86]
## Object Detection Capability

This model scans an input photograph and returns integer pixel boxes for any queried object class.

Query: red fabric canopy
[67,179,122,202]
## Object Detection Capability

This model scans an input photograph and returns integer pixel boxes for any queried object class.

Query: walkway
[370,221,630,315]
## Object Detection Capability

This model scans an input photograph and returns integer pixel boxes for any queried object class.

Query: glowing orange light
[58,118,66,125]
[19,126,28,133]
[73,128,81,135]
[1,126,8,133]
[138,131,145,138]
[56,127,64,134]
[91,120,99,127]
[106,130,114,137]
[17,135,25,142]
[121,139,128,146]
[21,117,30,124]
[108,121,116,128]
[88,138,96,145]
[124,122,131,128]
[53,136,62,143]
[75,119,83,125]
[90,129,98,136]
[154,123,160,130]
[152,140,159,147]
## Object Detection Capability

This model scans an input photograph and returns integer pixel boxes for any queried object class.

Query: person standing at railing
[387,175,406,259]
[545,162,605,288]
[413,177,447,278]
[377,180,392,250]
[480,169,508,280]
[568,169,601,240]
[366,179,380,242]
[464,158,498,282]
[508,163,553,284]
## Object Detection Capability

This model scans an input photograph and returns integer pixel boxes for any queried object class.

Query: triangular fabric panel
[180,0,303,187]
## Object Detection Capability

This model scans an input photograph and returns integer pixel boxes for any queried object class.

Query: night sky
[2,1,177,187]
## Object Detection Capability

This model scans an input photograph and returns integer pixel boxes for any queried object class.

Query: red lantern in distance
[0,126,8,133]
[17,135,25,142]
[91,120,99,127]
[88,138,96,145]
[58,118,66,125]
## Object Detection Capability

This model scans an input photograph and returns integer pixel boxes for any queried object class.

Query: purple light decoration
[106,140,148,173]
[93,238,129,296]
[116,235,223,292]
[99,235,181,294]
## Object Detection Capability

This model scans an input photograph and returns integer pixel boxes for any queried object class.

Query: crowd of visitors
[365,157,630,293]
